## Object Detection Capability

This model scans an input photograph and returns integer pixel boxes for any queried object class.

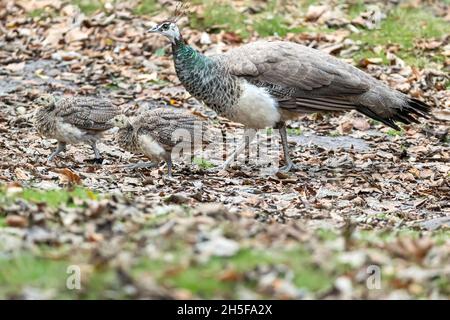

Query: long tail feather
[357,98,431,130]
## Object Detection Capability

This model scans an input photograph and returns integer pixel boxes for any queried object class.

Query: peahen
[148,21,431,173]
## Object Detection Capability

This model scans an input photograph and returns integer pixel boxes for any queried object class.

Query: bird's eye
[161,24,169,30]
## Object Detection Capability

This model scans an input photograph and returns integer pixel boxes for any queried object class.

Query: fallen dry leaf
[6,215,29,228]
[53,168,82,185]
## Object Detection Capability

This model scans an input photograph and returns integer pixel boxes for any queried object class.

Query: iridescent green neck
[172,39,211,69]
[171,37,241,115]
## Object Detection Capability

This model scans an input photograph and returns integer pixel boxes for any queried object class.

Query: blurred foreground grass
[1,187,449,299]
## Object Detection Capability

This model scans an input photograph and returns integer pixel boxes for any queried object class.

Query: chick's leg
[166,155,173,178]
[47,142,66,162]
[88,141,103,164]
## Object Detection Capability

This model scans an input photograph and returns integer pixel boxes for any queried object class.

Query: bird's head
[148,21,182,44]
[35,94,56,108]
[107,114,130,128]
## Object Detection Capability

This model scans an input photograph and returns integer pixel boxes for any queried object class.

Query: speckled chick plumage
[34,95,121,161]
[113,108,204,176]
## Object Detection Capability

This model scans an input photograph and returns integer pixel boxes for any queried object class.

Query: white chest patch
[55,121,86,144]
[229,81,280,129]
[138,135,166,160]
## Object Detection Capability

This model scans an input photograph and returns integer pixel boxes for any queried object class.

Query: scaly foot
[278,161,298,174]
[85,158,104,165]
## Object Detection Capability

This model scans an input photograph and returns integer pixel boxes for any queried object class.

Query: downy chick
[108,108,205,177]
[34,94,121,163]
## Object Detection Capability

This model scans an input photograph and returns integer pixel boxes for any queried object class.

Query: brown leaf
[53,168,82,185]
[433,110,450,121]
[339,121,353,134]
[4,62,25,72]
[16,0,62,12]
[352,118,370,131]
[14,167,32,181]
[222,32,242,44]
[358,57,383,68]
[385,238,433,263]
[305,5,328,22]
[6,215,29,228]
[65,27,89,43]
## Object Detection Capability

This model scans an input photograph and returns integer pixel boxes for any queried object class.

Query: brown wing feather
[56,97,121,131]
[213,41,431,128]
[134,108,204,151]
[217,41,371,97]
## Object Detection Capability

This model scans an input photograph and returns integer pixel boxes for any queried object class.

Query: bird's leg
[275,121,297,173]
[222,129,256,170]
[87,142,103,164]
[47,142,66,162]
[166,156,173,178]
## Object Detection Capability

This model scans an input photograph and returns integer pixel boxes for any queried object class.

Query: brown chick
[34,94,121,163]
[108,108,205,177]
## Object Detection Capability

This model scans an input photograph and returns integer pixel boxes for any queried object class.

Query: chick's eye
[161,24,169,30]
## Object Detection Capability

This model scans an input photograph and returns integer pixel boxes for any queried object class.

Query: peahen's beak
[147,25,159,33]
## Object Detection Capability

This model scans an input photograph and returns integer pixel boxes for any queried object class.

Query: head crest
[170,1,189,23]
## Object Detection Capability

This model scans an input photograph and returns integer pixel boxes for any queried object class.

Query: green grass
[0,246,333,299]
[71,0,104,15]
[329,130,341,137]
[193,157,215,169]
[154,48,166,57]
[189,1,248,36]
[0,186,97,209]
[0,254,119,299]
[344,0,366,19]
[350,7,449,68]
[1,227,448,298]
[287,128,302,136]
[28,8,46,18]
[386,128,404,137]
[134,247,333,298]
[316,228,339,241]
[254,14,290,37]
[188,0,316,38]
[0,255,73,299]
[346,228,449,253]
[133,0,159,16]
